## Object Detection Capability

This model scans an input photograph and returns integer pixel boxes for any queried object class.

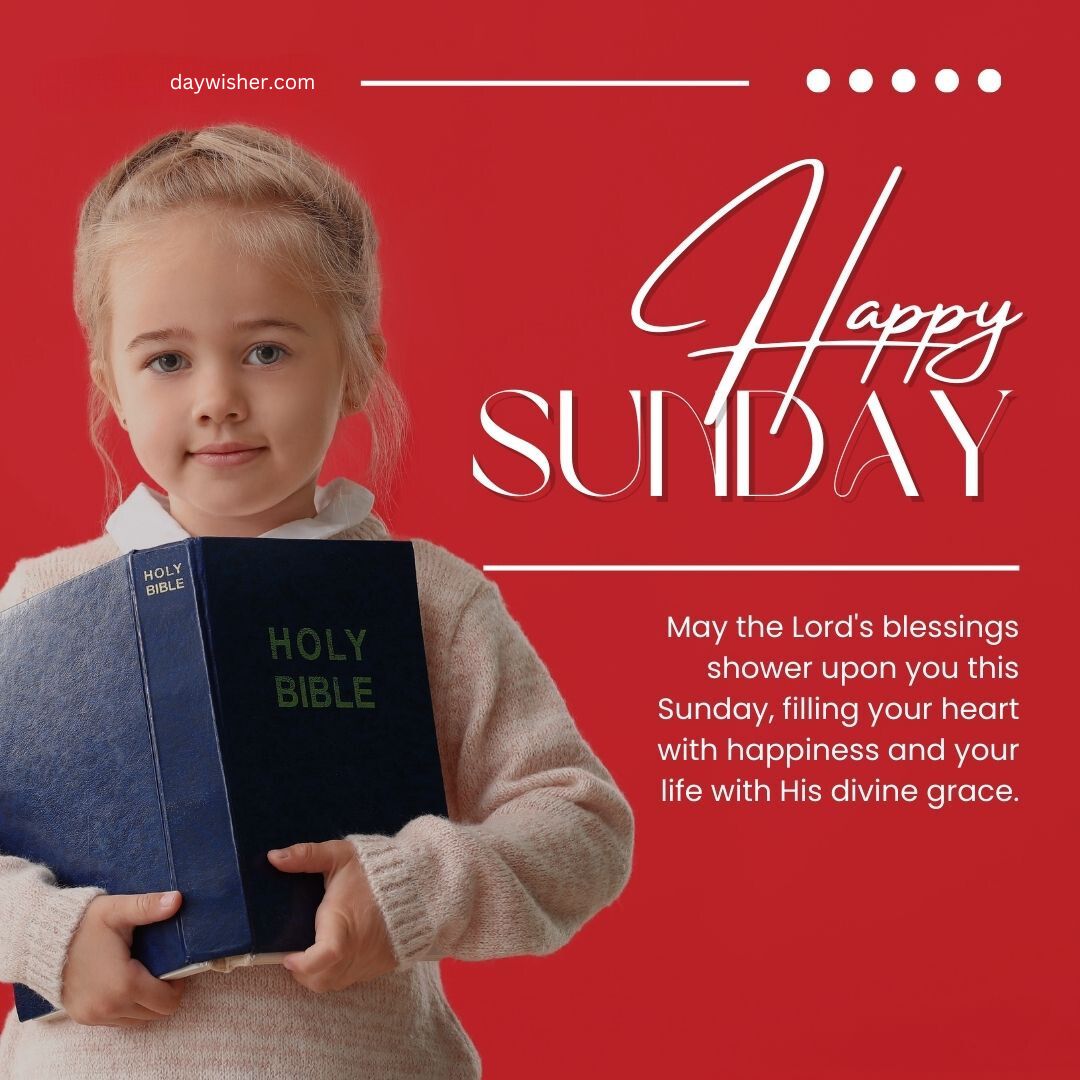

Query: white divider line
[482,564,1020,572]
[360,80,750,87]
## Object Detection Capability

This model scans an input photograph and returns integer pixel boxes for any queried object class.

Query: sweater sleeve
[346,579,634,968]
[0,857,105,1008]
[0,559,28,613]
[0,561,107,1008]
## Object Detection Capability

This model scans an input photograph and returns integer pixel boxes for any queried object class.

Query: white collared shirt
[105,477,376,555]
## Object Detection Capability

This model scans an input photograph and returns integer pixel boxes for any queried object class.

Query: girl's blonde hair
[74,122,407,516]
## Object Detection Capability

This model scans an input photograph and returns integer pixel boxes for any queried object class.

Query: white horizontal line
[483,564,1020,573]
[360,80,750,88]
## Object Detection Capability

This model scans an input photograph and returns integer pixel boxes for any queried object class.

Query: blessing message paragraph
[657,613,1021,811]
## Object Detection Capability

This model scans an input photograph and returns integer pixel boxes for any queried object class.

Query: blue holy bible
[0,538,446,1022]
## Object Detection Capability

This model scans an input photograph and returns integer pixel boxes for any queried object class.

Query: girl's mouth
[189,447,266,467]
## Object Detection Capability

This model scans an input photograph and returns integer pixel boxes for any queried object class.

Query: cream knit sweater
[0,515,634,1079]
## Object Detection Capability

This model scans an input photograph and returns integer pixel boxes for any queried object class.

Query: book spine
[129,542,252,962]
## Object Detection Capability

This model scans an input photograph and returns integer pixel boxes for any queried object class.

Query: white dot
[935,68,959,93]
[849,68,873,93]
[891,69,916,93]
[807,69,830,93]
[978,68,1002,93]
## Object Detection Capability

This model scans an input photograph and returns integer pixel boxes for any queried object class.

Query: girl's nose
[191,367,248,425]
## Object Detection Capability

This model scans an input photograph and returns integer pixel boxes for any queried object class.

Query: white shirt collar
[105,477,376,555]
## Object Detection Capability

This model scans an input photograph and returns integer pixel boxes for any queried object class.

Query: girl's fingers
[128,961,185,1015]
[288,907,350,976]
[120,1003,167,1022]
[132,991,177,1018]
[287,937,340,976]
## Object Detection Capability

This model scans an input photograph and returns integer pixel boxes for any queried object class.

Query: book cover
[0,538,445,1022]
[1,0,1075,1074]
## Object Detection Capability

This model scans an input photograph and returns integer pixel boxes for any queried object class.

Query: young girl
[0,124,634,1078]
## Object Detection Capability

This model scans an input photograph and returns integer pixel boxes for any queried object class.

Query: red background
[2,2,1076,1075]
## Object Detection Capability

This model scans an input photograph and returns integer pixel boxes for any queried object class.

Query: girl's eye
[145,344,288,373]
[246,343,287,366]
[148,353,188,374]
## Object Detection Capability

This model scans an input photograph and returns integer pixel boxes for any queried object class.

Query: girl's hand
[61,890,187,1026]
[267,840,396,992]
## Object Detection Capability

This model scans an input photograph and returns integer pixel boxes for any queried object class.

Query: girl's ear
[367,333,387,366]
[93,364,127,428]
[340,389,367,418]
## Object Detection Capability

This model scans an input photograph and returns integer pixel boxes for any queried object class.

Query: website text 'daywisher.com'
[170,72,316,95]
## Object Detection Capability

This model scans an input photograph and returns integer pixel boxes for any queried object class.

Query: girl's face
[107,208,349,536]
